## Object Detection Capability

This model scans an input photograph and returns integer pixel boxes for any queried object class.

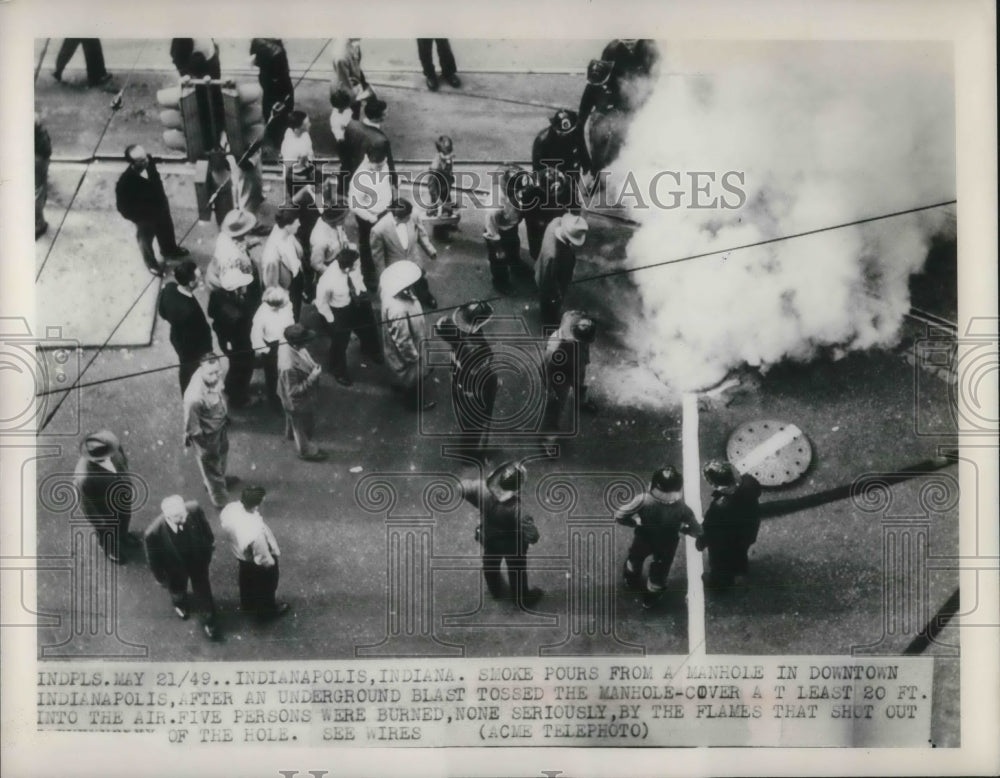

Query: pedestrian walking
[697,460,763,589]
[249,38,294,156]
[540,310,598,456]
[158,261,214,395]
[260,208,305,322]
[460,461,543,609]
[483,165,525,291]
[349,139,395,292]
[433,301,499,456]
[331,38,374,119]
[183,354,234,509]
[276,324,328,462]
[250,286,294,411]
[35,114,52,240]
[614,467,703,609]
[72,431,140,564]
[535,213,588,331]
[143,495,220,640]
[370,199,438,309]
[207,269,257,408]
[115,145,190,276]
[379,260,435,411]
[315,247,382,386]
[417,39,461,91]
[52,38,113,88]
[219,486,290,621]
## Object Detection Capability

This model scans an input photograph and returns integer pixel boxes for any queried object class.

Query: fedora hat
[487,460,527,502]
[220,209,257,238]
[454,301,494,334]
[557,214,589,247]
[379,260,422,298]
[219,268,254,292]
[80,430,120,462]
[283,323,313,347]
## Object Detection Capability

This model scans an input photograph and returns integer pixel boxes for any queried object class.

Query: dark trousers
[411,276,438,310]
[220,336,255,407]
[486,231,521,287]
[86,514,132,558]
[482,536,529,605]
[541,386,570,438]
[262,90,293,153]
[167,565,217,626]
[238,559,280,616]
[705,542,751,587]
[262,342,280,409]
[417,39,457,78]
[625,533,680,594]
[134,214,181,271]
[288,272,305,323]
[177,350,205,396]
[355,217,379,292]
[54,39,108,83]
[327,302,381,376]
[283,409,319,457]
[453,374,498,452]
[539,294,564,333]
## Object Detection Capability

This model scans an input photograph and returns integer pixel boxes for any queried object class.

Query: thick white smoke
[608,41,956,393]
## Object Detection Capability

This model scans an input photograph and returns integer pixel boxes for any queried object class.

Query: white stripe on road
[682,392,707,657]
[734,423,802,473]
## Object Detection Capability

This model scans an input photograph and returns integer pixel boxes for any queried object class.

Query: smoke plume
[608,41,956,394]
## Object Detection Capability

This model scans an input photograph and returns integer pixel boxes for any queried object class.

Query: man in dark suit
[340,99,396,189]
[158,261,214,395]
[249,38,294,155]
[72,431,141,564]
[115,144,189,276]
[697,460,763,589]
[144,495,220,640]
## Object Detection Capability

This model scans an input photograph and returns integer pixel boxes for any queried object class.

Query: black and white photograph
[1,1,997,776]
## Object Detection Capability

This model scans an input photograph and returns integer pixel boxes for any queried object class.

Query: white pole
[682,392,707,656]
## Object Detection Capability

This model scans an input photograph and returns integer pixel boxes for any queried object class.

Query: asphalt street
[30,39,960,746]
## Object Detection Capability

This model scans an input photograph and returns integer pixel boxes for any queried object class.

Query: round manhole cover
[726,419,812,487]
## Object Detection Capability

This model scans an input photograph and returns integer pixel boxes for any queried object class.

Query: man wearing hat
[276,324,327,461]
[183,354,233,509]
[207,209,260,299]
[460,461,543,609]
[540,310,599,456]
[578,59,616,128]
[144,495,220,640]
[315,247,382,386]
[73,430,140,564]
[519,166,575,263]
[379,260,435,411]
[697,460,763,589]
[614,466,703,609]
[310,198,355,274]
[433,301,498,455]
[341,98,396,185]
[115,144,190,277]
[250,286,295,411]
[158,261,214,396]
[207,268,257,409]
[483,166,525,292]
[371,198,438,309]
[531,109,591,210]
[220,486,290,621]
[535,213,589,331]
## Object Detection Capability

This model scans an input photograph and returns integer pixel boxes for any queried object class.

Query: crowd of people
[50,38,764,642]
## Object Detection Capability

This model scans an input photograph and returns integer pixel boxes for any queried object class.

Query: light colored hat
[454,301,494,334]
[262,286,289,307]
[221,209,257,237]
[220,268,254,291]
[379,260,423,298]
[557,214,589,247]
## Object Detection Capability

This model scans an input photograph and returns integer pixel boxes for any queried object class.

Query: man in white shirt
[349,137,394,291]
[219,486,290,621]
[183,354,233,508]
[309,199,354,274]
[250,286,294,411]
[315,247,383,385]
[260,207,304,320]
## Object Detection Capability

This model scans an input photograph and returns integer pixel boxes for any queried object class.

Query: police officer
[578,58,627,176]
[540,310,598,456]
[531,109,591,211]
[578,58,616,128]
[518,166,574,263]
[614,467,703,609]
[697,460,763,589]
[433,301,498,456]
[600,38,660,108]
[460,461,543,609]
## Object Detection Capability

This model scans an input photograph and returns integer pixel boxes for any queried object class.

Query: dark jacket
[158,283,213,361]
[144,503,215,584]
[72,436,132,523]
[341,119,396,181]
[615,493,702,551]
[250,38,293,108]
[698,475,763,552]
[433,318,498,398]
[531,126,591,179]
[207,289,254,351]
[115,160,169,225]
[601,39,659,85]
[170,38,221,79]
[461,481,540,549]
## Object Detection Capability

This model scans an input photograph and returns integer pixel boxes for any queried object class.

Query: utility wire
[35,39,51,84]
[34,198,957,400]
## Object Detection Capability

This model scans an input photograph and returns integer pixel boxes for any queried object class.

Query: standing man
[460,461,543,609]
[250,286,294,411]
[310,199,354,274]
[532,109,591,210]
[207,269,257,408]
[349,139,395,292]
[540,310,598,457]
[614,466,703,609]
[697,460,763,589]
[73,431,140,564]
[35,114,52,240]
[535,213,588,331]
[183,354,233,509]
[315,247,382,387]
[379,260,435,412]
[52,38,113,88]
[277,324,328,462]
[433,301,498,456]
[417,39,461,91]
[143,495,220,640]
[370,198,438,309]
[331,38,374,119]
[341,99,396,188]
[115,144,190,277]
[260,208,305,321]
[520,166,573,262]
[220,486,290,621]
[249,38,294,156]
[483,165,525,291]
[158,261,214,396]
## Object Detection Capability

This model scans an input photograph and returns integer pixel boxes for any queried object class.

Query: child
[426,135,455,218]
